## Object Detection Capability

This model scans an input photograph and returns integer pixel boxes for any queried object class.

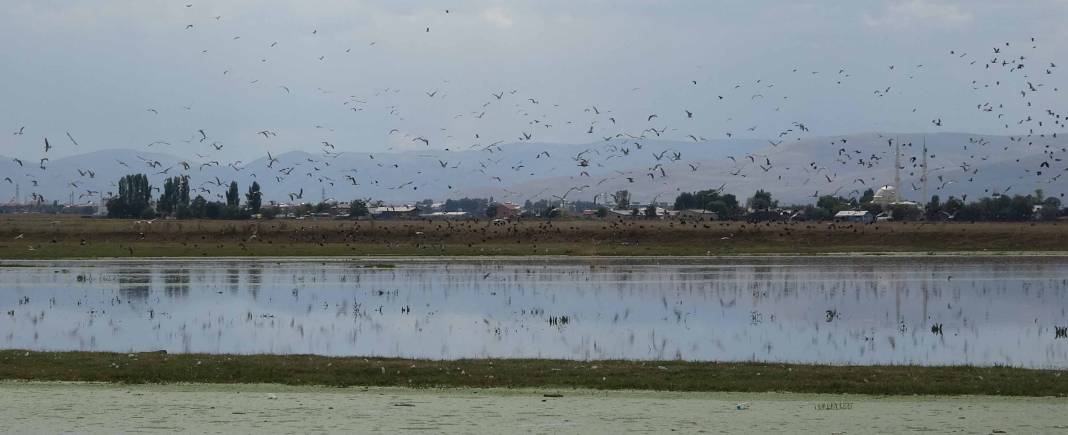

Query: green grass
[1,351,1065,396]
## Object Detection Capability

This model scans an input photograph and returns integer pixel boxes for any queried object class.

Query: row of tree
[668,187,1063,222]
[105,173,1063,222]
[106,174,263,219]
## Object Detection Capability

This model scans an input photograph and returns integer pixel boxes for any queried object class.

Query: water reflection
[1,257,1067,367]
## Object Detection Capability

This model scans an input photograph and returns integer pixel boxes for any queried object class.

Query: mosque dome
[872,185,898,205]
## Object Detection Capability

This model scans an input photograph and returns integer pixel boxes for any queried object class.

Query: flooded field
[2,256,1067,367]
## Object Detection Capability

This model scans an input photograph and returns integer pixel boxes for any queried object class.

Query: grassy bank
[1,351,1065,396]
[2,215,1068,259]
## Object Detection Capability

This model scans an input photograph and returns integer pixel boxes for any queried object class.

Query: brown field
[2,214,1068,259]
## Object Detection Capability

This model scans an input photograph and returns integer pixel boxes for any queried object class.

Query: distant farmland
[1,215,1067,259]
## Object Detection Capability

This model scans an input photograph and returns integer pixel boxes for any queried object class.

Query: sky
[1,0,1067,162]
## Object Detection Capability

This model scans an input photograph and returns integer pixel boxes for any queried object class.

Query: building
[679,209,719,220]
[871,185,899,207]
[492,202,522,219]
[834,210,874,223]
[370,205,420,219]
[421,211,469,220]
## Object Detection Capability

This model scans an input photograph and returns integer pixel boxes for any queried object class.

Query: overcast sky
[2,0,1066,161]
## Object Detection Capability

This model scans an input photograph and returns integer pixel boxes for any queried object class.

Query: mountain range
[1,132,1063,207]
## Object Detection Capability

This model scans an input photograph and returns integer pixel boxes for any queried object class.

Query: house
[421,211,469,220]
[678,209,719,220]
[834,210,874,223]
[491,202,522,219]
[370,205,420,219]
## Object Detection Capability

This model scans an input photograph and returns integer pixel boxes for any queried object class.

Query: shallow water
[2,257,1067,367]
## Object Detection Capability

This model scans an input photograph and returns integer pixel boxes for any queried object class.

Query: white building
[834,210,874,223]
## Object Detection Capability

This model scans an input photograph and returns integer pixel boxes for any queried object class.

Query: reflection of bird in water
[931,323,944,336]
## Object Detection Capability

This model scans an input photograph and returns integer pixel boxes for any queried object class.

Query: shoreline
[2,351,1065,396]
[5,250,1068,263]
[4,217,1068,259]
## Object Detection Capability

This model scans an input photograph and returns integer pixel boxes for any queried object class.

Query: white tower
[893,138,902,202]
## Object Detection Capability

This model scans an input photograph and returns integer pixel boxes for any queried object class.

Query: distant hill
[1,133,1063,206]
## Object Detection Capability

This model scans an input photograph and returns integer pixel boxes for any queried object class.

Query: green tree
[889,203,922,221]
[245,181,262,213]
[226,181,240,208]
[925,195,942,220]
[595,207,609,218]
[816,195,846,216]
[158,176,190,217]
[674,189,740,218]
[349,199,369,218]
[674,192,695,210]
[1040,197,1062,221]
[942,196,964,219]
[859,188,875,204]
[747,189,775,212]
[189,195,208,218]
[158,177,176,215]
[106,174,153,218]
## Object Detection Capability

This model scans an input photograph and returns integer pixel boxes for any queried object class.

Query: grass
[2,215,1068,259]
[0,350,1064,396]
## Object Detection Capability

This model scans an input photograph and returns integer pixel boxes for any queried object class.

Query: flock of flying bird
[4,6,1067,208]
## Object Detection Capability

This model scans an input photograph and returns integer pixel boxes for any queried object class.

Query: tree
[158,177,176,215]
[189,195,208,218]
[349,199,369,218]
[415,198,434,210]
[674,189,740,219]
[613,190,631,210]
[106,174,153,218]
[889,203,922,221]
[816,195,847,216]
[925,195,942,220]
[674,192,695,210]
[226,181,240,208]
[158,176,190,217]
[1040,197,1062,221]
[859,188,875,204]
[486,203,499,218]
[644,204,658,218]
[860,202,883,215]
[747,190,774,212]
[942,196,964,219]
[204,201,223,219]
[1009,195,1034,221]
[595,207,609,218]
[245,181,262,213]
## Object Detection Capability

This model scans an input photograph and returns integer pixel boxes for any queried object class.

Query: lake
[2,256,1067,367]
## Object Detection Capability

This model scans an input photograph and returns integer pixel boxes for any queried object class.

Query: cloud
[865,0,973,28]
[480,6,513,28]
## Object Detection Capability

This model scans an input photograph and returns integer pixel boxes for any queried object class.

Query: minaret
[894,138,902,202]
